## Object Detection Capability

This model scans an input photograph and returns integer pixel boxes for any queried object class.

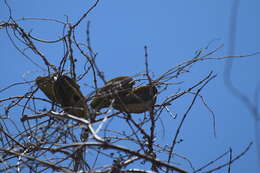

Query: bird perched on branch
[90,76,157,113]
[113,85,157,113]
[36,75,58,103]
[53,75,89,119]
[91,76,135,110]
[99,76,135,93]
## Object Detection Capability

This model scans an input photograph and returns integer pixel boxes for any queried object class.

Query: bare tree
[0,1,258,172]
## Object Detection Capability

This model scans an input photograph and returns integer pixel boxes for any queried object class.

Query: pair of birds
[36,75,157,119]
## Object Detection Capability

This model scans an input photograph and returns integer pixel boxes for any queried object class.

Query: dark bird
[91,76,135,110]
[113,85,157,113]
[53,75,89,119]
[36,75,58,103]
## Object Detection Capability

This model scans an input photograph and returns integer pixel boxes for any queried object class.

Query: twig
[72,0,100,28]
[55,142,188,173]
[167,72,216,168]
[203,142,253,173]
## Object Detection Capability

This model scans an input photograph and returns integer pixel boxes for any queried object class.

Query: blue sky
[1,0,260,172]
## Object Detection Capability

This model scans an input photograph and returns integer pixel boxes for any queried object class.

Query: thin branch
[0,147,74,173]
[72,0,100,28]
[55,142,188,173]
[203,142,253,173]
[167,72,216,167]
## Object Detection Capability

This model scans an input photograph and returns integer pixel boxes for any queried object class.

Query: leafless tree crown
[0,1,257,173]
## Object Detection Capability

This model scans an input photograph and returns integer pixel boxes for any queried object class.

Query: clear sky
[1,0,260,172]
